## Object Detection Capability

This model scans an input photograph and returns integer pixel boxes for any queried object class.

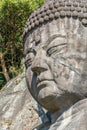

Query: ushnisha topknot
[23,0,87,41]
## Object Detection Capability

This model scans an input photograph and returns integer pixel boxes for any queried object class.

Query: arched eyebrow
[42,34,66,49]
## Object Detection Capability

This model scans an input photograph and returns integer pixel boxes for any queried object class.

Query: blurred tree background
[0,0,45,89]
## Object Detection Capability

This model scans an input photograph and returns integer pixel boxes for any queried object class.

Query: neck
[51,98,87,124]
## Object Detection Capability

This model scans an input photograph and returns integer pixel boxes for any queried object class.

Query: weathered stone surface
[34,99,87,130]
[23,0,87,41]
[23,0,87,129]
[50,99,87,130]
[0,73,50,130]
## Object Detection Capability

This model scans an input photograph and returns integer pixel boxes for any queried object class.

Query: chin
[37,90,82,113]
[38,95,59,112]
[37,83,58,99]
[37,87,56,103]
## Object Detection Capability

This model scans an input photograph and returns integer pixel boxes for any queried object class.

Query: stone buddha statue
[23,0,87,129]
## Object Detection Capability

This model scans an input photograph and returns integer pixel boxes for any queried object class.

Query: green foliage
[0,0,45,88]
[0,74,5,88]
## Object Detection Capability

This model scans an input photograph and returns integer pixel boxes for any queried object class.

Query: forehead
[25,18,86,48]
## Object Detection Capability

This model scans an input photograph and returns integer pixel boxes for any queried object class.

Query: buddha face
[24,19,87,112]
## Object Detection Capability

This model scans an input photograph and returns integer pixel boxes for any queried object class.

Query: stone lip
[0,72,49,130]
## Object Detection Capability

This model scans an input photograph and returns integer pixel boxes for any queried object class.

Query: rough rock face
[0,73,49,130]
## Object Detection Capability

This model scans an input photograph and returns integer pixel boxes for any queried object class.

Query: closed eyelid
[42,35,66,49]
[47,43,67,52]
[47,35,66,45]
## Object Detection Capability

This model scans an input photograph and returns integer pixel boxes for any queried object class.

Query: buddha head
[23,0,87,112]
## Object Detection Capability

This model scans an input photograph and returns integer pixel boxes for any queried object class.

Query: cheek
[49,58,67,78]
[47,57,64,77]
[26,68,38,98]
[26,68,33,87]
[51,58,76,84]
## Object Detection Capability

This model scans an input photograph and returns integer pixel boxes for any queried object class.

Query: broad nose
[31,49,48,74]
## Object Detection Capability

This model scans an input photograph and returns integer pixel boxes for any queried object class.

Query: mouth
[37,79,55,88]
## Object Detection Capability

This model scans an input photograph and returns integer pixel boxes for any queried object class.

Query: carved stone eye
[25,55,33,68]
[25,50,36,69]
[47,47,57,56]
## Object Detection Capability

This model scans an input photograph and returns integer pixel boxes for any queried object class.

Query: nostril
[31,67,40,73]
[31,66,47,74]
